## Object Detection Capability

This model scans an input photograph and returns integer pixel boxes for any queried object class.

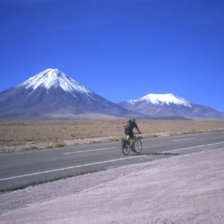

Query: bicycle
[121,134,143,155]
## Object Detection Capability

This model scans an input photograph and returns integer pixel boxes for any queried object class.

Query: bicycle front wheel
[134,139,142,154]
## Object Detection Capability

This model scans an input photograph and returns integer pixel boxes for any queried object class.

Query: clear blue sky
[1,0,224,112]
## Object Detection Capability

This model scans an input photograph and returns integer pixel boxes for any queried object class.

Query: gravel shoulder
[1,147,224,224]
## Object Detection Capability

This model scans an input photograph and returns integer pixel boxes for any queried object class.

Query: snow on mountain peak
[129,93,191,107]
[20,68,91,95]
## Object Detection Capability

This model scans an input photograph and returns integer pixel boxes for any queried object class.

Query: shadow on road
[141,152,179,156]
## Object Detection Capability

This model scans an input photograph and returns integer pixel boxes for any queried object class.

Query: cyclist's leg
[129,132,135,150]
[126,134,130,140]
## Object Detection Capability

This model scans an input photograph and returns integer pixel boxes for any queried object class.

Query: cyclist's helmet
[131,118,136,122]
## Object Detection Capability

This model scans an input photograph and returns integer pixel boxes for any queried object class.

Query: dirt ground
[0,120,224,151]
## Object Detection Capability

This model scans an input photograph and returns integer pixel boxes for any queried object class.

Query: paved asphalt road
[0,131,224,192]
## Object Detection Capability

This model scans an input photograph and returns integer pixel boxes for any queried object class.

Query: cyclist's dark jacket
[124,120,138,138]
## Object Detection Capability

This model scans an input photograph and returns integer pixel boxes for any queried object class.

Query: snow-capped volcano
[119,93,224,120]
[1,69,224,120]
[20,68,91,95]
[128,93,191,108]
[0,69,138,119]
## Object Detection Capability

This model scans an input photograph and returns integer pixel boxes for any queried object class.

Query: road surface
[0,131,224,191]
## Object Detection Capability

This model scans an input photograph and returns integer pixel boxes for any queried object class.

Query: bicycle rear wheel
[134,139,142,154]
[122,140,130,155]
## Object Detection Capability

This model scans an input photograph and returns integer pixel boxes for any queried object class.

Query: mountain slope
[119,93,224,120]
[0,69,138,119]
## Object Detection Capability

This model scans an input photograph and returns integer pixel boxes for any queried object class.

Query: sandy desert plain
[1,119,224,151]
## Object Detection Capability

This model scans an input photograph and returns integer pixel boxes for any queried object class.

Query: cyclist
[124,118,142,151]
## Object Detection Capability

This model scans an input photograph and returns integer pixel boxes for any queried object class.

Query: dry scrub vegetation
[0,120,224,151]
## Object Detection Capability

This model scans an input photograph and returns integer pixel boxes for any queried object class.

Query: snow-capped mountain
[0,69,138,119]
[20,68,92,95]
[128,93,191,107]
[1,69,223,120]
[119,93,224,120]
